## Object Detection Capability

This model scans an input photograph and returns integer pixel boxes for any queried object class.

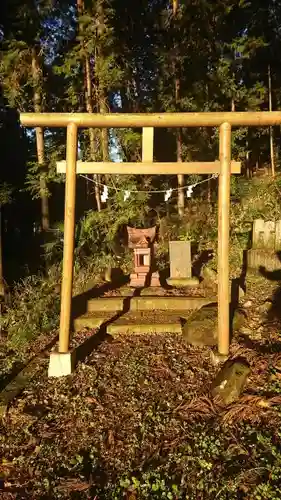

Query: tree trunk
[31,48,50,231]
[268,63,275,177]
[172,0,184,216]
[97,0,109,164]
[85,55,102,211]
[77,0,102,211]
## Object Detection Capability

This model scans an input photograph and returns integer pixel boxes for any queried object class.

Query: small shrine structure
[127,226,160,287]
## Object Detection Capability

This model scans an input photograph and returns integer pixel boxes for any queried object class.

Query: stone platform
[73,286,216,336]
[107,311,189,335]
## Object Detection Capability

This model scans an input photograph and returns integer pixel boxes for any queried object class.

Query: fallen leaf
[126,490,137,500]
[85,397,98,404]
[107,429,115,447]
[57,478,90,492]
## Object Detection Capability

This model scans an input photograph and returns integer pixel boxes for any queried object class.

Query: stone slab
[166,277,199,287]
[108,322,182,335]
[275,220,281,249]
[140,287,166,296]
[169,241,192,279]
[87,297,124,312]
[118,287,136,297]
[182,305,246,347]
[74,312,115,331]
[182,305,218,347]
[48,351,75,378]
[0,356,47,417]
[252,219,281,250]
[130,296,214,311]
[106,311,189,336]
[264,221,275,249]
[150,271,161,287]
[247,249,281,271]
[211,358,250,404]
[252,219,265,248]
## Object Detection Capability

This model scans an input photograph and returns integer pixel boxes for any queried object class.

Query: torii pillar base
[48,351,75,377]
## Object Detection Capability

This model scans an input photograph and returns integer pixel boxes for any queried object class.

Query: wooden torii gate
[19,111,281,376]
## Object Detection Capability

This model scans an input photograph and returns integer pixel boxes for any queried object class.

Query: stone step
[86,295,215,314]
[73,312,116,331]
[87,297,124,312]
[130,296,214,312]
[106,311,191,336]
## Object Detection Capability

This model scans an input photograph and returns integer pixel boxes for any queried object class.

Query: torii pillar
[48,122,78,376]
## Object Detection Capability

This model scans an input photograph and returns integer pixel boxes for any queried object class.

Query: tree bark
[77,0,102,210]
[96,0,109,163]
[85,55,102,211]
[268,63,275,177]
[172,0,185,216]
[31,48,50,231]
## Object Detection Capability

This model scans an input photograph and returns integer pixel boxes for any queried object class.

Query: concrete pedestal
[48,351,75,377]
[150,271,161,287]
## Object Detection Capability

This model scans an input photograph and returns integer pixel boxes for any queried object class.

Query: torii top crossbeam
[21,111,281,128]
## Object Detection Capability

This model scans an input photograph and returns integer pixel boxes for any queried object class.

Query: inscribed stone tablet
[169,241,191,278]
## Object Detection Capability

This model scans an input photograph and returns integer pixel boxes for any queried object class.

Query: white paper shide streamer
[186,185,194,198]
[124,190,131,202]
[164,188,172,202]
[101,185,108,203]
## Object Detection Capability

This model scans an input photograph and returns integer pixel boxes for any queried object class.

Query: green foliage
[43,175,151,265]
[97,425,281,499]
[0,39,32,109]
[25,151,65,200]
[0,183,13,206]
[0,270,60,349]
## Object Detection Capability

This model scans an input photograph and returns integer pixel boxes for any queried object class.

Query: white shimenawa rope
[79,173,218,202]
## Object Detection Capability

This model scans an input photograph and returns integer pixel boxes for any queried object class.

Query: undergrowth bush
[2,174,281,354]
[159,176,281,278]
[108,426,281,499]
[0,269,61,351]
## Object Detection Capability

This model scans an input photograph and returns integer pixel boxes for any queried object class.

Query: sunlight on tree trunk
[77,0,101,211]
[85,55,102,211]
[268,63,275,177]
[97,0,109,164]
[31,48,50,231]
[172,0,184,217]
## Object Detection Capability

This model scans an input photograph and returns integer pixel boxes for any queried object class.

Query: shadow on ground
[192,249,214,280]
[234,250,281,355]
[237,333,281,354]
[259,250,281,323]
[0,334,58,391]
[71,268,129,323]
[74,290,138,363]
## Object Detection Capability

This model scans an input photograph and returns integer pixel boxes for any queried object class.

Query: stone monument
[127,226,160,287]
[167,240,199,287]
[247,219,281,271]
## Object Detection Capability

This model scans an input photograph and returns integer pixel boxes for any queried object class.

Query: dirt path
[1,275,281,499]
